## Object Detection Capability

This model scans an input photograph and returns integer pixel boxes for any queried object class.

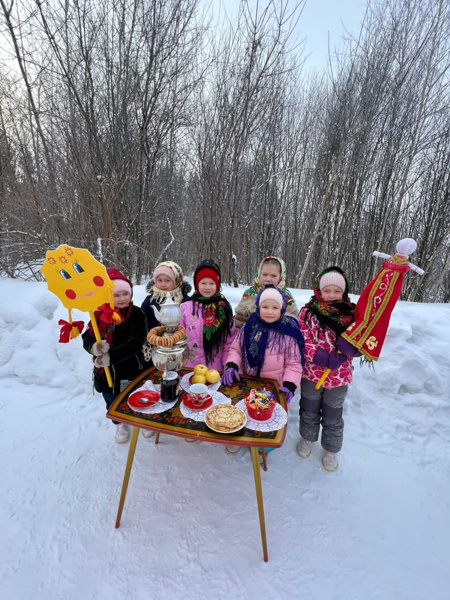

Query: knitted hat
[319,270,346,292]
[194,259,221,293]
[153,261,183,287]
[259,286,284,309]
[107,268,132,295]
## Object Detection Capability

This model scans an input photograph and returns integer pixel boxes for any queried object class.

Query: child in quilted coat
[179,259,235,371]
[234,256,299,329]
[297,266,359,471]
[223,285,304,456]
[224,285,304,402]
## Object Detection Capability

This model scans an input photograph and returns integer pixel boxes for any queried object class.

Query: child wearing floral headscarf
[297,266,358,472]
[141,261,191,333]
[234,256,298,329]
[179,259,235,370]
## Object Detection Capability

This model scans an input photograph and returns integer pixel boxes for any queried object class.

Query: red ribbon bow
[97,303,124,325]
[58,319,85,343]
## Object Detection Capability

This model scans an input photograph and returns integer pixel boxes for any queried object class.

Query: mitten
[279,386,294,405]
[328,352,347,370]
[222,368,240,386]
[92,341,110,356]
[313,348,347,370]
[313,348,330,368]
[336,337,362,357]
[94,353,110,368]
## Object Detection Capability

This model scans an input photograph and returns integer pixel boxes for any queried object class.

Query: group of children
[83,255,359,471]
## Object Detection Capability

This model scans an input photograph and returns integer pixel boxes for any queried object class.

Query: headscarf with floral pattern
[303,266,355,337]
[149,261,185,304]
[190,259,234,364]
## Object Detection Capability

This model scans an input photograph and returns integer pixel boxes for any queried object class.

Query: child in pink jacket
[223,286,304,456]
[297,266,358,472]
[179,259,235,370]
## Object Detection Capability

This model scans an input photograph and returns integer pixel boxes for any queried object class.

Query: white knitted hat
[112,278,132,294]
[259,287,284,308]
[319,271,346,292]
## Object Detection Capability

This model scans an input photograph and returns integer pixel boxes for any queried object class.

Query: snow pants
[299,379,348,453]
[103,391,119,424]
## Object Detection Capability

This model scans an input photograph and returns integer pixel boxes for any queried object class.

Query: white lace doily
[179,372,221,394]
[235,400,288,432]
[179,391,230,422]
[127,380,178,414]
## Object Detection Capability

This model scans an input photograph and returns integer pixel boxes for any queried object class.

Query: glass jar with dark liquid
[160,370,179,402]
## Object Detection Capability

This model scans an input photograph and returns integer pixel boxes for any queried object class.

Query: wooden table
[107,367,287,561]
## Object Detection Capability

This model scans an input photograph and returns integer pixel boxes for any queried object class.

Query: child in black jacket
[82,268,147,443]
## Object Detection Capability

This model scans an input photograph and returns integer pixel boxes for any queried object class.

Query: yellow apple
[193,364,208,376]
[206,369,220,384]
[191,374,207,384]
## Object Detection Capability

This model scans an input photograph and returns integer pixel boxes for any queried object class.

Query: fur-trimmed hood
[145,279,192,298]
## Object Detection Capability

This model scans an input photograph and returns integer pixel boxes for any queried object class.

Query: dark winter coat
[141,280,192,332]
[83,304,147,397]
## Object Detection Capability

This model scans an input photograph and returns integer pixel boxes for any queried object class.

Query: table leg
[115,426,139,528]
[250,446,269,562]
[155,433,160,445]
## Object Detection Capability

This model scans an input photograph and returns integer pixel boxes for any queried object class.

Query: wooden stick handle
[315,368,331,390]
[89,311,113,388]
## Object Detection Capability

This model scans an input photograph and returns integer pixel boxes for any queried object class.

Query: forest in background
[0,0,449,302]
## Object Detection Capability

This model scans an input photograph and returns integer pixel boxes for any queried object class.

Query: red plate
[128,390,159,409]
[182,394,213,411]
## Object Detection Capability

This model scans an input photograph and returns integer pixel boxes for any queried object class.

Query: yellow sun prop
[41,245,115,386]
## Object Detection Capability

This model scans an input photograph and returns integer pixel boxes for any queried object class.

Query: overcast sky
[218,0,369,72]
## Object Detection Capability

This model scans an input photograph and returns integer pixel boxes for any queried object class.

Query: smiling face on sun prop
[41,245,113,312]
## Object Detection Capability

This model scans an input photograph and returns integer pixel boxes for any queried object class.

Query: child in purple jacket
[179,259,235,371]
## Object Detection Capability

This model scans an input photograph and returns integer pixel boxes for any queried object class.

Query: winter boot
[115,423,130,444]
[322,451,338,471]
[225,445,241,454]
[141,429,155,439]
[296,438,313,458]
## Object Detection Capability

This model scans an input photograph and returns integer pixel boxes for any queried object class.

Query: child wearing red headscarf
[179,259,235,371]
[82,268,147,443]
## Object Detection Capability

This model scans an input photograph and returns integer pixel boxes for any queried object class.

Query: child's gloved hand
[94,353,110,368]
[222,368,240,386]
[328,352,347,370]
[313,348,347,370]
[336,337,362,357]
[92,341,110,356]
[279,386,293,405]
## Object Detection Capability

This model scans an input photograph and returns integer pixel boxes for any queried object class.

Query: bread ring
[147,326,185,347]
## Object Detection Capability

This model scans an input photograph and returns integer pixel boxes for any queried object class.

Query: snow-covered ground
[1,277,449,600]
